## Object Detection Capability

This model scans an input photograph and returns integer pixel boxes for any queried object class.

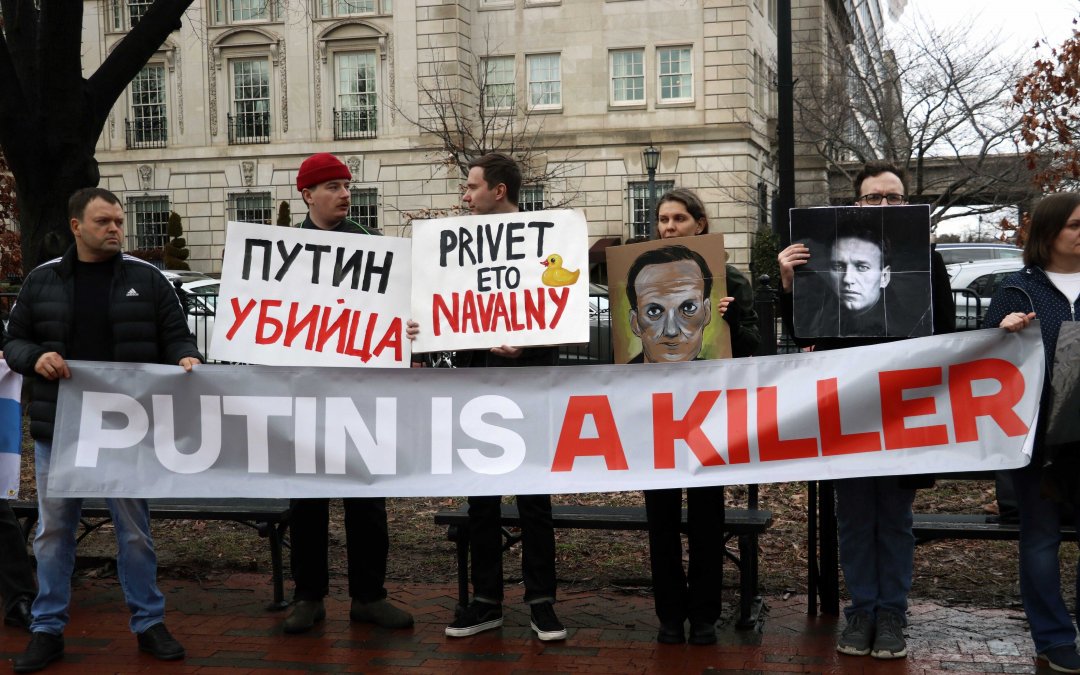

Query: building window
[657,46,693,102]
[349,187,379,231]
[229,192,273,224]
[628,180,674,238]
[127,196,170,253]
[126,65,167,149]
[229,59,271,144]
[520,185,545,212]
[128,0,153,26]
[483,56,515,110]
[108,0,155,30]
[317,0,389,14]
[210,0,280,24]
[610,49,645,104]
[526,53,561,109]
[334,52,378,140]
[768,0,777,27]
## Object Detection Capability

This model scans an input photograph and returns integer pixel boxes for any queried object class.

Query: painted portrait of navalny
[790,205,933,338]
[606,233,731,364]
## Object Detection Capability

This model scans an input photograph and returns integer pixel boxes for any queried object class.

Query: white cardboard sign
[409,209,590,352]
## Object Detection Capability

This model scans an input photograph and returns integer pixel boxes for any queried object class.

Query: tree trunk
[0,0,193,272]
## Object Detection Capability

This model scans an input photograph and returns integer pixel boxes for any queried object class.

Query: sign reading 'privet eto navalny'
[48,328,1042,498]
[210,221,412,367]
[409,210,591,352]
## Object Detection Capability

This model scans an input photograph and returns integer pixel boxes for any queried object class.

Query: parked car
[947,258,1024,329]
[561,283,612,364]
[936,242,1022,265]
[178,278,219,361]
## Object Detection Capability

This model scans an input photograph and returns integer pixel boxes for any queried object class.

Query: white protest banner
[410,209,590,352]
[49,328,1040,498]
[0,362,22,498]
[210,221,411,367]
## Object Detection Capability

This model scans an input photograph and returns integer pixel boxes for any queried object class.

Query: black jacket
[3,247,202,440]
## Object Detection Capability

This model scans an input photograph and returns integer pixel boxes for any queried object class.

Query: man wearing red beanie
[282,152,412,634]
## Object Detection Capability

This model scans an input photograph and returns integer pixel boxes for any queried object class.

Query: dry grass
[18,434,1074,609]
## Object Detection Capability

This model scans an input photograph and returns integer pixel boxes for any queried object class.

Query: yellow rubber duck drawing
[540,253,580,287]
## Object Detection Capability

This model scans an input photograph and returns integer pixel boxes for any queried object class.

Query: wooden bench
[11,498,292,609]
[912,512,1065,542]
[434,503,773,629]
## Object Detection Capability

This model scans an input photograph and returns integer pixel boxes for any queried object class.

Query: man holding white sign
[3,188,200,671]
[409,153,565,642]
[281,153,414,635]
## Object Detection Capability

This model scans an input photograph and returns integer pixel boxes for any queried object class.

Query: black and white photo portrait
[790,205,933,338]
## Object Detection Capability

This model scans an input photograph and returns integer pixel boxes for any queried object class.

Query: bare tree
[796,15,1039,223]
[0,0,194,271]
[1014,23,1080,191]
[391,31,579,218]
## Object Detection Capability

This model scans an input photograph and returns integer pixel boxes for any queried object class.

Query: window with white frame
[128,0,153,26]
[483,56,515,110]
[127,196,171,252]
[349,187,379,231]
[108,0,154,30]
[230,59,271,144]
[527,53,561,109]
[520,185,545,212]
[329,0,376,15]
[128,64,167,149]
[229,192,273,224]
[335,52,378,139]
[657,46,693,102]
[768,0,777,27]
[610,49,645,104]
[209,0,280,24]
[628,180,674,237]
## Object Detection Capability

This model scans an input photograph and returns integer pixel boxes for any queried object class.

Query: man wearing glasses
[778,161,955,661]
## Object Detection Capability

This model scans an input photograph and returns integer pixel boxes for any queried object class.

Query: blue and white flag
[0,362,22,498]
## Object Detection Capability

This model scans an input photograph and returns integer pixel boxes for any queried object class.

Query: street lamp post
[642,144,661,240]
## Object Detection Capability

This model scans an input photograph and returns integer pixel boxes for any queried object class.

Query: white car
[948,259,1024,329]
[177,278,219,362]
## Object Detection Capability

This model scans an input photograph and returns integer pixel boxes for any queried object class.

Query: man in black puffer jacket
[3,187,201,673]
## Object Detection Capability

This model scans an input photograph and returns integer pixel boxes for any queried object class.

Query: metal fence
[0,285,991,367]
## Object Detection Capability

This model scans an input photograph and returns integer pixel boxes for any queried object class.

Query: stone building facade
[85,0,838,277]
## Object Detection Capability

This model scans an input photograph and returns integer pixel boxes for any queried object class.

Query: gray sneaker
[350,598,414,629]
[836,611,874,656]
[283,600,326,634]
[871,611,907,659]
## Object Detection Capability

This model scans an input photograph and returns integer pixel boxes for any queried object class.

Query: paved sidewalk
[0,573,1045,674]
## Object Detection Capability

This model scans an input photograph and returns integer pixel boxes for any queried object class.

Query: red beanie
[296,153,351,191]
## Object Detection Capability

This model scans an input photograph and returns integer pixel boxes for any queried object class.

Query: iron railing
[333,107,377,140]
[227,111,271,145]
[125,119,167,149]
[109,281,989,367]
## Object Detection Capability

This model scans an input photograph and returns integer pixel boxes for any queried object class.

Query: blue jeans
[30,441,165,635]
[1012,463,1080,653]
[835,477,915,620]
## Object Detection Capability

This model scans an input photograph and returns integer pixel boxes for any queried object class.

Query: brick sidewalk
[0,573,1045,674]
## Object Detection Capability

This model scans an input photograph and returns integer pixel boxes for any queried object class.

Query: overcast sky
[889,0,1079,237]
[894,0,1078,53]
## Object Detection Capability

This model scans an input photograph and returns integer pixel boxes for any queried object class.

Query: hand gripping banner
[47,327,1043,498]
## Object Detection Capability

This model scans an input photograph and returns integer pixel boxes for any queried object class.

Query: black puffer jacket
[3,247,203,440]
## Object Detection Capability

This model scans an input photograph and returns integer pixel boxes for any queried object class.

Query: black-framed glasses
[856,193,907,205]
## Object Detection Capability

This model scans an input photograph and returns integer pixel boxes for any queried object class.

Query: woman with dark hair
[986,192,1080,673]
[641,188,760,645]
